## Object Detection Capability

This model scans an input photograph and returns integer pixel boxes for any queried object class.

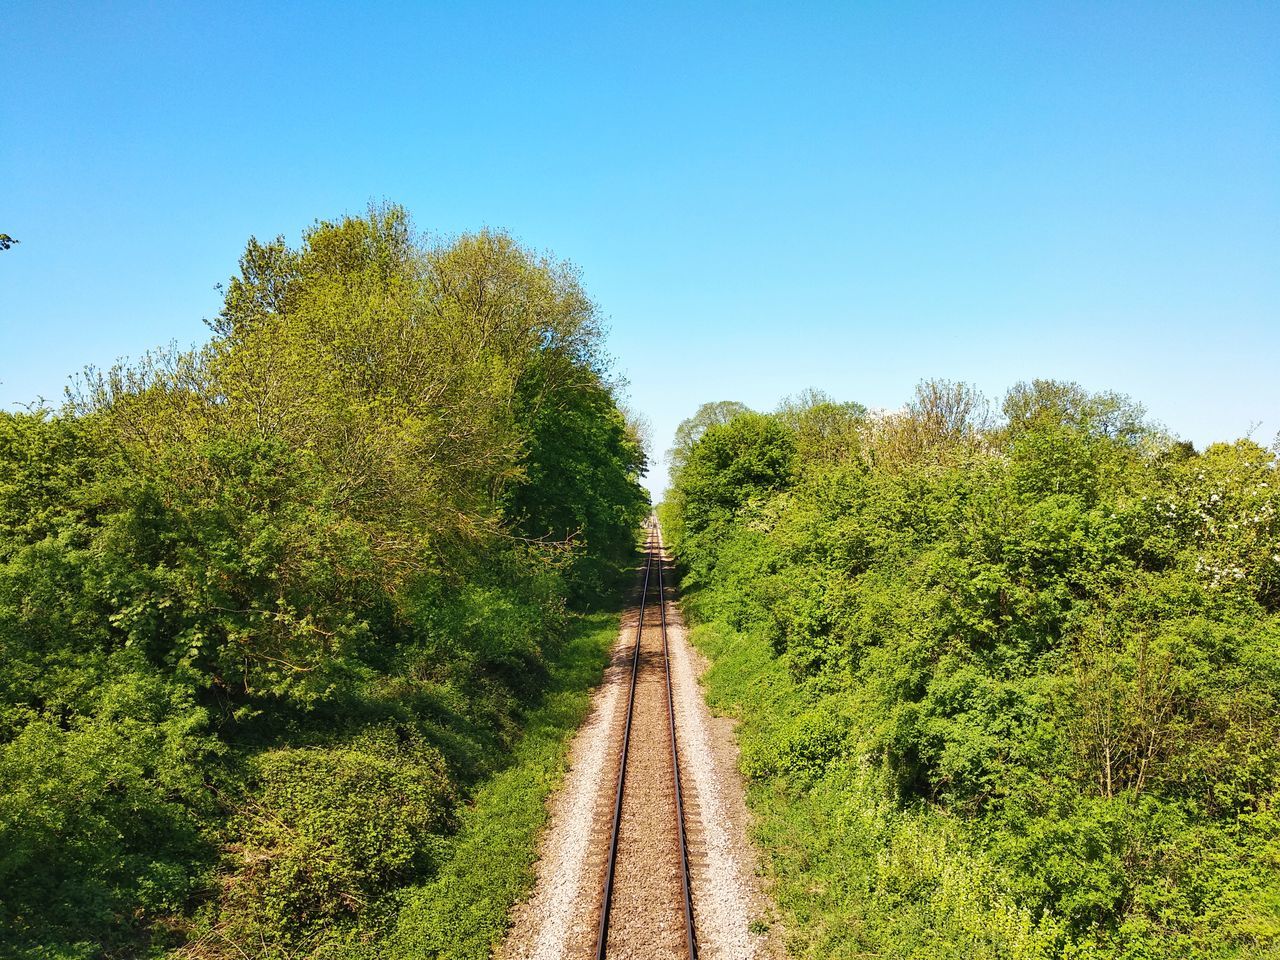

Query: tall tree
[667,400,751,484]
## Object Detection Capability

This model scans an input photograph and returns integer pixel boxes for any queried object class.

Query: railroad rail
[594,522,698,959]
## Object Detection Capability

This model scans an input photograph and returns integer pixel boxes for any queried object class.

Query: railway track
[594,522,698,959]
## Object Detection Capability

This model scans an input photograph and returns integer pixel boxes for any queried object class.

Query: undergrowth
[685,593,1065,960]
[388,611,619,960]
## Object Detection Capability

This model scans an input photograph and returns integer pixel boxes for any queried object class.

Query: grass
[387,610,620,960]
[683,598,1064,960]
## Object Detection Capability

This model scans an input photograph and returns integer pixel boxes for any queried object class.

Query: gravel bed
[501,546,784,959]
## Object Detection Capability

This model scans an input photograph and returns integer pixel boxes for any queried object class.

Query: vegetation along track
[596,521,697,959]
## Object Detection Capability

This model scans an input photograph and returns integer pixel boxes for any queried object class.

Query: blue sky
[2,2,1276,496]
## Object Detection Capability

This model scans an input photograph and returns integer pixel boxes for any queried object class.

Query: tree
[1002,379,1148,444]
[60,204,647,703]
[504,360,649,600]
[867,379,990,469]
[661,376,1280,957]
[667,400,751,484]
[776,389,867,467]
[677,411,794,537]
[0,204,654,956]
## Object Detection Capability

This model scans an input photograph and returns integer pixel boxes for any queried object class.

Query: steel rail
[594,527,654,960]
[593,521,697,959]
[657,524,699,959]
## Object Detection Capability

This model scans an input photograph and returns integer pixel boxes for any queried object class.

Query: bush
[0,666,218,957]
[215,731,455,945]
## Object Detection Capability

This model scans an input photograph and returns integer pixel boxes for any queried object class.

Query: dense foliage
[661,381,1280,959]
[0,206,648,958]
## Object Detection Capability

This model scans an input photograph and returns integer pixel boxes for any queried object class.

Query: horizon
[3,2,1277,499]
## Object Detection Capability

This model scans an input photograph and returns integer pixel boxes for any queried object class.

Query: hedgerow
[662,381,1280,958]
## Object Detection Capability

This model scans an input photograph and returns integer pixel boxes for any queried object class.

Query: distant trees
[673,413,794,535]
[666,399,751,482]
[1002,378,1148,442]
[775,389,867,466]
[865,378,991,469]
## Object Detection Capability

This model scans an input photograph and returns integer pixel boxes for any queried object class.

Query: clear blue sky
[2,2,1277,496]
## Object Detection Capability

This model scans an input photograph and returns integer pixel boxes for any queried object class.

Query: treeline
[660,382,1280,959]
[0,206,649,958]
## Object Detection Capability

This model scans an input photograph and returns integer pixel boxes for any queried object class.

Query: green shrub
[0,666,217,956]
[217,731,454,944]
[389,612,618,960]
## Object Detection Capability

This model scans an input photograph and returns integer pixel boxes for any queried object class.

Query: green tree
[676,411,795,538]
[666,399,751,484]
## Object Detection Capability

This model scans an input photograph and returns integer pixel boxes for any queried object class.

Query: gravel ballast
[501,542,782,959]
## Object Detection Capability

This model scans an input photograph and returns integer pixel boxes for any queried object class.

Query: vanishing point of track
[594,523,698,959]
